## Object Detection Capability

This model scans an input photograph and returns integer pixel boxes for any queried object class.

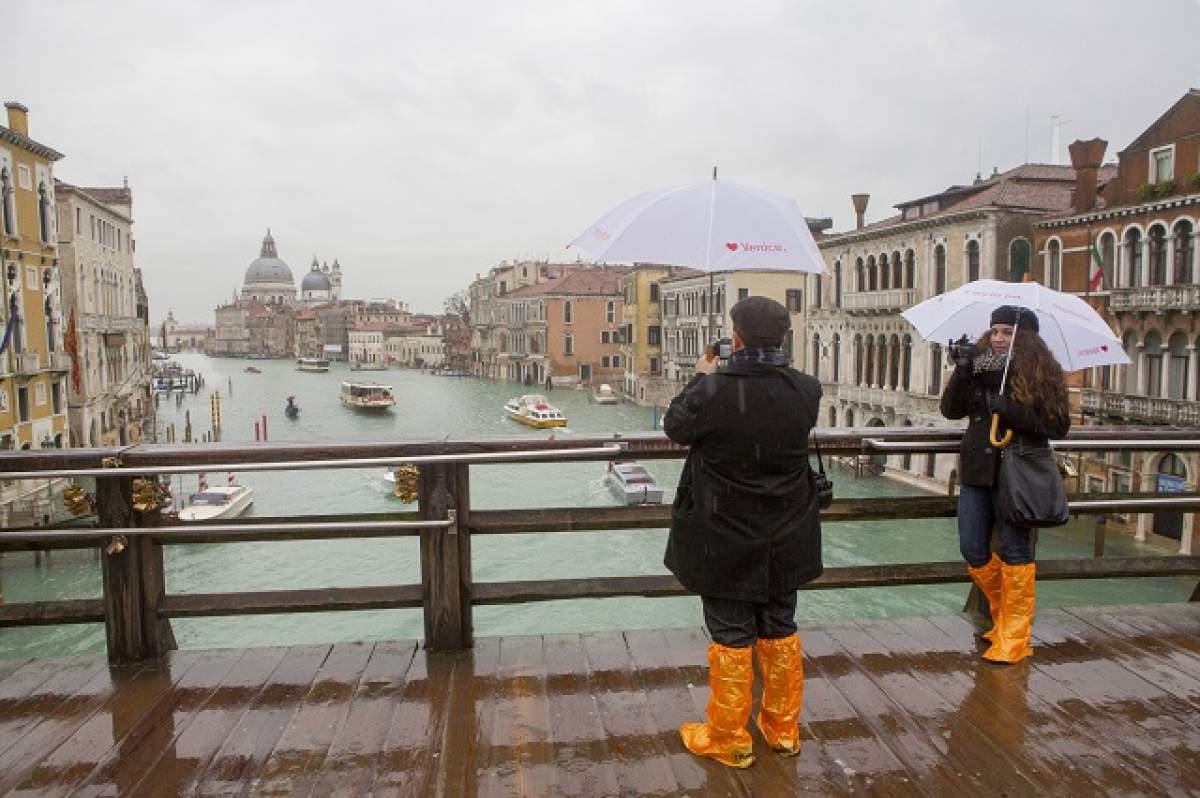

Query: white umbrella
[901,279,1129,373]
[567,170,827,274]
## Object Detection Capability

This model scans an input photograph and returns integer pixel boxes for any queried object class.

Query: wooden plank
[467,637,508,798]
[366,645,459,796]
[190,645,332,794]
[0,599,105,627]
[0,657,109,761]
[578,631,679,796]
[250,641,376,795]
[623,628,744,795]
[306,640,420,797]
[160,584,423,617]
[1,651,205,797]
[118,647,291,796]
[68,647,248,797]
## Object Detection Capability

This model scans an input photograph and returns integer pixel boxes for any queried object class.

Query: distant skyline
[7,0,1200,323]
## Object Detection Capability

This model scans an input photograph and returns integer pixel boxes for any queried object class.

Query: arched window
[834,262,843,307]
[1046,239,1062,289]
[901,335,912,390]
[1148,226,1168,285]
[813,274,823,309]
[865,335,876,386]
[880,253,890,290]
[1099,232,1116,290]
[892,250,902,288]
[811,334,821,379]
[854,335,864,386]
[1143,330,1163,397]
[1167,332,1189,400]
[934,245,946,294]
[867,256,878,291]
[828,406,837,428]
[832,333,841,383]
[967,239,980,282]
[929,344,943,394]
[1009,238,1031,283]
[904,249,915,288]
[1172,220,1193,284]
[1124,228,1143,287]
[0,167,13,236]
[37,182,51,243]
[845,408,855,427]
[876,337,887,388]
[888,334,900,389]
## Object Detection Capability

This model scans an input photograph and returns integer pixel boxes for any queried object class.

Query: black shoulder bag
[996,441,1069,527]
[811,433,834,510]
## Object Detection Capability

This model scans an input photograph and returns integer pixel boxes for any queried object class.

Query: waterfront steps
[0,604,1198,795]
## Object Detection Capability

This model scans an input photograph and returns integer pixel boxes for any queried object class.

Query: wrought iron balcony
[842,288,916,314]
[1109,285,1200,313]
[1081,388,1200,426]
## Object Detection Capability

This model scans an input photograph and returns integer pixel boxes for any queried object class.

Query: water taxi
[351,362,389,372]
[591,383,619,404]
[504,394,567,428]
[296,357,331,373]
[178,485,255,521]
[606,461,664,505]
[341,381,396,411]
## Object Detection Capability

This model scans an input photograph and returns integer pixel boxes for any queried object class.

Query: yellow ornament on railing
[393,465,420,504]
[132,478,170,513]
[62,484,96,516]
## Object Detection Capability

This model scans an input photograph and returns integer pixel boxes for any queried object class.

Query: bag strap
[812,431,827,476]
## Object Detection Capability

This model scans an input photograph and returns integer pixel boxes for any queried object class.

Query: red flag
[64,309,81,391]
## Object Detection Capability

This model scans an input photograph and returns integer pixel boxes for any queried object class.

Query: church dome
[243,230,294,285]
[302,259,332,291]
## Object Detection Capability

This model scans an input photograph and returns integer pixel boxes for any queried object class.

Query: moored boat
[296,357,331,373]
[178,485,255,521]
[351,362,388,371]
[341,381,396,411]
[606,461,664,505]
[504,394,567,428]
[591,383,619,404]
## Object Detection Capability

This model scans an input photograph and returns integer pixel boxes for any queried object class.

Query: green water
[0,353,1192,659]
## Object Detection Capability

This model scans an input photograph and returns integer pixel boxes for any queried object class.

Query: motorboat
[178,485,255,521]
[606,461,664,505]
[296,357,331,373]
[504,394,567,428]
[341,381,396,410]
[591,383,619,404]
[351,362,388,371]
[244,366,261,374]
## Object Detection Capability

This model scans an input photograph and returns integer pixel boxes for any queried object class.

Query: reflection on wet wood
[1,604,1199,796]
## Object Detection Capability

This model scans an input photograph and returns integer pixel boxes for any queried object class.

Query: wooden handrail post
[1093,514,1107,558]
[417,462,473,649]
[135,476,177,658]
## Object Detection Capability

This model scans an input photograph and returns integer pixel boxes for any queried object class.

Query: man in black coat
[663,295,823,768]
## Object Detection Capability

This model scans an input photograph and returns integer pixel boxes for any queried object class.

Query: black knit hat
[990,305,1039,333]
[731,296,791,347]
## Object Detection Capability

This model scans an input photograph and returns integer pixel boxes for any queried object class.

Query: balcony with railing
[842,288,916,314]
[1109,284,1200,313]
[15,352,40,375]
[1081,388,1200,426]
[840,384,891,408]
[48,351,72,372]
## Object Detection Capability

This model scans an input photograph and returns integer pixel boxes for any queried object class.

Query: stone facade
[618,264,701,407]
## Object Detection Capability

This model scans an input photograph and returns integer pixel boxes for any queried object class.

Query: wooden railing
[2,427,1199,665]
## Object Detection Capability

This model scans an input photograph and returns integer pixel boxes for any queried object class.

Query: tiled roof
[506,268,624,298]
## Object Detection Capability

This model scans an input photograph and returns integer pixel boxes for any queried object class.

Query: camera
[947,334,975,365]
[707,337,733,362]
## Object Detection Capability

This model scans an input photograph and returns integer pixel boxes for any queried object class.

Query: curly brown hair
[976,328,1069,427]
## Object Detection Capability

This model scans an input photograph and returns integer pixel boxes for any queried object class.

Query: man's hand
[694,353,719,375]
[950,336,973,367]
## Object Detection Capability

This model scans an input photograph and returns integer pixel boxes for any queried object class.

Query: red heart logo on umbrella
[1101,344,1108,352]
[725,242,738,251]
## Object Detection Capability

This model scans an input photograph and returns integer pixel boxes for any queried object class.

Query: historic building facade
[467,261,578,379]
[811,165,1104,489]
[618,264,700,406]
[1034,89,1200,552]
[160,309,211,351]
[300,257,343,307]
[55,181,151,446]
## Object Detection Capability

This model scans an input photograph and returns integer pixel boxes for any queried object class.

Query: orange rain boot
[983,562,1036,663]
[680,643,756,768]
[755,633,804,755]
[966,554,1003,642]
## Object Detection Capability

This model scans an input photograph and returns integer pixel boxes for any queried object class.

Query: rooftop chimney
[1068,138,1107,214]
[4,101,28,136]
[851,193,870,230]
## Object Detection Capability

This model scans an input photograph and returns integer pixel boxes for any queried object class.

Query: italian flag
[1089,240,1105,291]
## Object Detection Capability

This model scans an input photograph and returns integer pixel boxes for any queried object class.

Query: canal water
[1,353,1193,659]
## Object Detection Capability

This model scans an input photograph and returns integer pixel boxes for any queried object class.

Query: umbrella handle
[989,413,1013,448]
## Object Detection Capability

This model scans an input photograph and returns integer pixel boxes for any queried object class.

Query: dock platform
[1,603,1199,796]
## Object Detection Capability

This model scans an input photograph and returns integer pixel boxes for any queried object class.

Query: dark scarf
[730,346,790,367]
[973,351,1008,375]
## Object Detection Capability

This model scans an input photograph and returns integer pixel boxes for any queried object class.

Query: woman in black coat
[663,296,823,768]
[940,305,1069,663]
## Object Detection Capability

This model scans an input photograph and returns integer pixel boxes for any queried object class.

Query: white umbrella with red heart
[901,278,1130,372]
[566,168,827,274]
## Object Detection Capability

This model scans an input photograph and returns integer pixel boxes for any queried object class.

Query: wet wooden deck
[1,603,1199,796]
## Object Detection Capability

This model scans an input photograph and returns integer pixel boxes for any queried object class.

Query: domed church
[301,256,343,307]
[240,229,296,306]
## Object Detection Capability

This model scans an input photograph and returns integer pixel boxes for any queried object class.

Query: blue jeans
[957,485,1035,567]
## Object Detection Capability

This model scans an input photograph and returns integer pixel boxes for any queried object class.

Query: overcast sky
[8,1,1200,323]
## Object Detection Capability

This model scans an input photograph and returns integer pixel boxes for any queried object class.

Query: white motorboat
[606,461,664,505]
[504,394,567,428]
[341,381,396,410]
[296,357,331,373]
[591,383,619,404]
[178,485,255,521]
